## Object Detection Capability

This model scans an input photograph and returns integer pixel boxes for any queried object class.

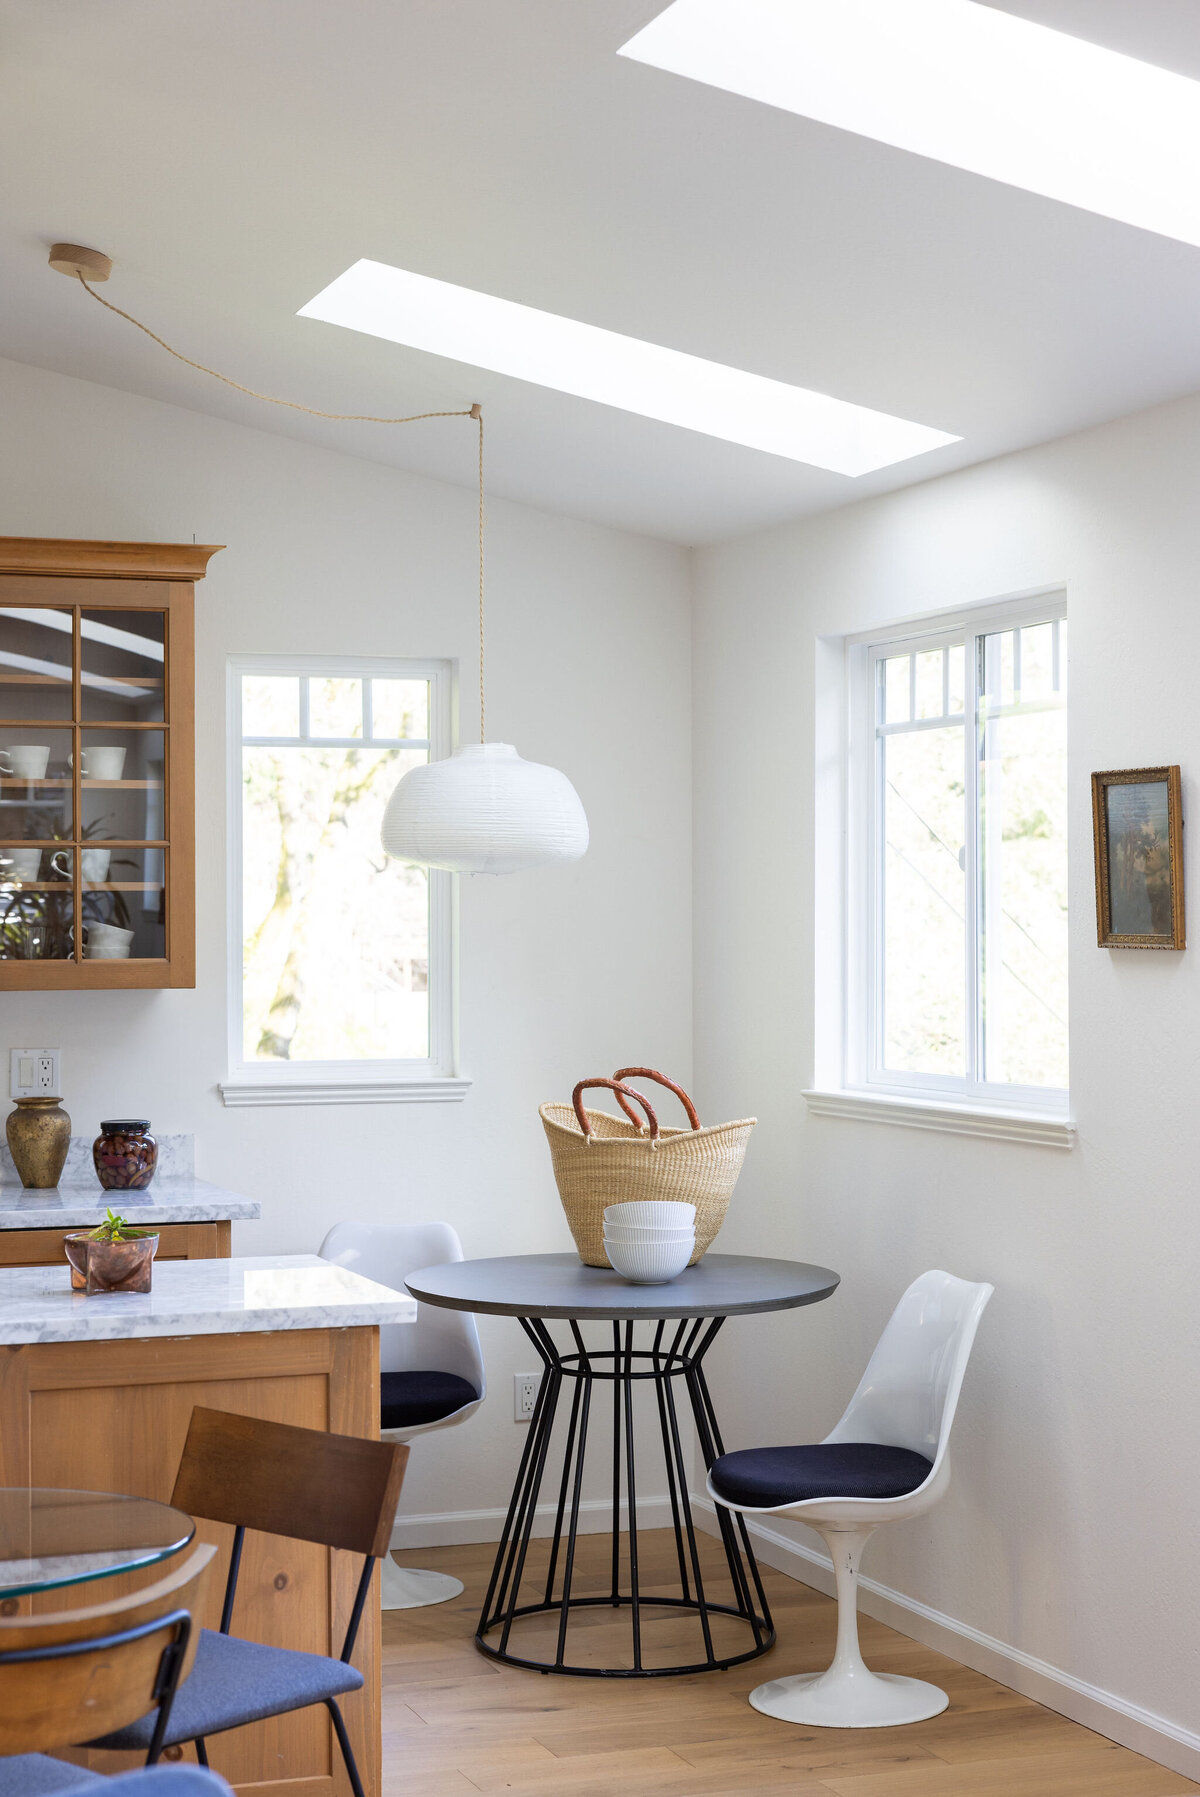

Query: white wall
[10,343,1199,1760]
[691,389,1200,1768]
[0,352,693,1525]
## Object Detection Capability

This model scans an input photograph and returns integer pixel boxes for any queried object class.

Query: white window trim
[802,1087,1075,1148]
[220,653,468,1108]
[811,588,1073,1146]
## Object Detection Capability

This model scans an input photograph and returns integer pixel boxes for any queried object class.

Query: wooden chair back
[172,1406,409,1558]
[0,1541,216,1755]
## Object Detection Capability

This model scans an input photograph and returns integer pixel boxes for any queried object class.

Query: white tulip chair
[319,1221,485,1609]
[707,1269,993,1728]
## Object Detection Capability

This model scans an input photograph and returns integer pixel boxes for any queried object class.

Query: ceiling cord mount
[51,244,487,742]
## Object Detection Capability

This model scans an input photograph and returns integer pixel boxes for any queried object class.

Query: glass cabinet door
[0,581,172,971]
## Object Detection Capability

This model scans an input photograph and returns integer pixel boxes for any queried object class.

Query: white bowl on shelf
[603,1225,695,1244]
[604,1235,695,1284]
[604,1201,696,1227]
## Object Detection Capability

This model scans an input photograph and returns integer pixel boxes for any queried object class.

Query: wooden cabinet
[0,1326,381,1797]
[0,537,221,988]
[0,1221,231,1269]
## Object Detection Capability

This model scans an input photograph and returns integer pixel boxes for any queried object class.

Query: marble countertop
[0,1178,261,1228]
[0,1134,259,1228]
[0,1254,416,1345]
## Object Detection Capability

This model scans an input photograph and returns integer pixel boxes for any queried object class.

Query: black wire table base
[476,1315,774,1677]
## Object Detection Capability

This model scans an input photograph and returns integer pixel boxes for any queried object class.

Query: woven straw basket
[540,1068,756,1268]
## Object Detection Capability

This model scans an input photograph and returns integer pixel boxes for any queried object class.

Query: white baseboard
[691,1499,1200,1784]
[391,1494,676,1551]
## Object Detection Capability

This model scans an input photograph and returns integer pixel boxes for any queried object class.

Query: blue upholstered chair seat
[0,1762,222,1796]
[89,1629,363,1751]
[380,1369,478,1430]
[709,1441,934,1509]
[0,1763,231,1796]
[94,1774,230,1795]
[0,1757,103,1796]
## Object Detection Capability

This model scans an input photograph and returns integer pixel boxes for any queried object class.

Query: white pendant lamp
[47,246,589,880]
[381,744,588,873]
[380,411,589,875]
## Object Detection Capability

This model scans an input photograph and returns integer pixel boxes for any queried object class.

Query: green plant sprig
[88,1207,157,1242]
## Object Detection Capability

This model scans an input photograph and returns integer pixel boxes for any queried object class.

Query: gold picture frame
[1091,766,1185,949]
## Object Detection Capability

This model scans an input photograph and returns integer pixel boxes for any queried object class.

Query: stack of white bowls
[603,1201,696,1284]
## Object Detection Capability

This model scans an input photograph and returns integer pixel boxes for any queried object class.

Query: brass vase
[6,1096,71,1189]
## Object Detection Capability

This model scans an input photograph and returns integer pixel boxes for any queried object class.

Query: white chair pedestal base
[751,1523,947,1729]
[380,1555,464,1610]
[750,1667,948,1729]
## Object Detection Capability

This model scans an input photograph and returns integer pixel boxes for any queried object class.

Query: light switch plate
[10,1048,61,1101]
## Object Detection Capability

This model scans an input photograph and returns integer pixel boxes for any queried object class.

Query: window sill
[219,1075,472,1109]
[802,1088,1075,1149]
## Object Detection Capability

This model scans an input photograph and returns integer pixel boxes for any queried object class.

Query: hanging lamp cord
[76,272,488,742]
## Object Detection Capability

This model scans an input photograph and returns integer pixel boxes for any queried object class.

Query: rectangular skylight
[619,0,1200,249]
[298,262,957,477]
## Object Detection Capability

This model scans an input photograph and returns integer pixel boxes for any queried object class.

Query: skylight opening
[619,0,1200,249]
[298,262,958,477]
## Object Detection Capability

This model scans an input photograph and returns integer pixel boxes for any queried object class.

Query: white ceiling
[3,0,1200,545]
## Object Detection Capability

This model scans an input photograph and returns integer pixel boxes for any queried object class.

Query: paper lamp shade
[381,742,589,874]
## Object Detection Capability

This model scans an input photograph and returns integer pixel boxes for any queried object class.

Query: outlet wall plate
[514,1371,541,1422]
[10,1048,62,1101]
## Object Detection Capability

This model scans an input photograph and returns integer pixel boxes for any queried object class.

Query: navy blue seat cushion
[0,1757,103,1796]
[380,1369,477,1430]
[710,1442,934,1509]
[90,1629,363,1750]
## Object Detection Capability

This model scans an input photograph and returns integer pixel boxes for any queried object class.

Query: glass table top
[0,1487,195,1600]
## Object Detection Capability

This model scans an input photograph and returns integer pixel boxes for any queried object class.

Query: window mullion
[872,713,885,1080]
[964,630,982,1091]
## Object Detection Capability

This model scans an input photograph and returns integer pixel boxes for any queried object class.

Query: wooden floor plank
[381,1533,1198,1797]
[672,1730,938,1777]
[822,1745,1198,1797]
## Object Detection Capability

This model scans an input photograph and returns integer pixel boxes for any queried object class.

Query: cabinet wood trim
[0,539,223,580]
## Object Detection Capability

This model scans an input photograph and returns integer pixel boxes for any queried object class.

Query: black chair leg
[195,1738,209,1768]
[327,1698,365,1797]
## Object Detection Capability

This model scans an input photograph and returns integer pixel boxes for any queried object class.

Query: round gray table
[406,1253,839,1679]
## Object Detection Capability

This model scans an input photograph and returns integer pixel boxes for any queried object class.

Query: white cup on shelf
[51,848,112,883]
[0,745,50,779]
[0,847,43,881]
[81,922,134,960]
[71,747,127,781]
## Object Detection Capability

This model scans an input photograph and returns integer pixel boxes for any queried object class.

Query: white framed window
[839,594,1068,1124]
[220,655,467,1107]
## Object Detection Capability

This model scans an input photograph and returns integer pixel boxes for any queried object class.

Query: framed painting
[1091,766,1185,949]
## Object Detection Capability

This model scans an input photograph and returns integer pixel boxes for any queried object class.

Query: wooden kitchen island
[0,1254,416,1797]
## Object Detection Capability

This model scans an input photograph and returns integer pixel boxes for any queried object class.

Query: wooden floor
[382,1532,1198,1797]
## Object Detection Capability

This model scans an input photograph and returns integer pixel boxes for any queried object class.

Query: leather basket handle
[572,1078,660,1141]
[612,1067,701,1132]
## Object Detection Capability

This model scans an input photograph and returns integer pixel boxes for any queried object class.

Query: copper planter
[64,1231,159,1294]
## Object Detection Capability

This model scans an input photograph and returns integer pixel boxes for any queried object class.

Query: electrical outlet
[514,1371,541,1423]
[10,1048,61,1101]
